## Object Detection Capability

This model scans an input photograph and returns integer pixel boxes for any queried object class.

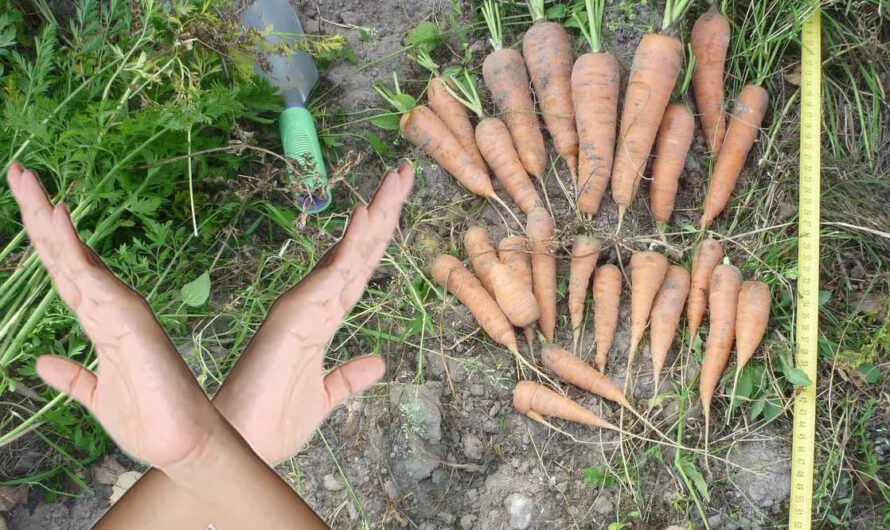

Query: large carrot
[571,0,619,216]
[649,265,691,393]
[513,380,616,430]
[727,281,770,413]
[699,263,742,454]
[699,85,769,228]
[569,235,601,353]
[650,103,694,227]
[476,118,541,213]
[464,226,499,296]
[541,343,630,409]
[610,2,691,228]
[626,251,669,391]
[523,0,578,178]
[527,206,557,342]
[498,235,537,350]
[593,264,622,373]
[687,238,724,339]
[691,2,730,155]
[481,0,546,179]
[431,254,518,354]
[414,51,487,173]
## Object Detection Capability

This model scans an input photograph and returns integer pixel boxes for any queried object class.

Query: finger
[323,355,386,410]
[35,355,98,410]
[8,168,60,267]
[359,161,414,274]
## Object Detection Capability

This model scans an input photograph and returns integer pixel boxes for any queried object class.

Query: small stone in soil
[437,512,455,525]
[462,433,483,460]
[323,474,344,492]
[460,513,477,529]
[504,493,535,529]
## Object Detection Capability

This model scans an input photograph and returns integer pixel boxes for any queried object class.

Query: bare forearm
[97,421,326,530]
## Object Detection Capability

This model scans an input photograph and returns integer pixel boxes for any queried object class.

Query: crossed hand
[7,160,414,471]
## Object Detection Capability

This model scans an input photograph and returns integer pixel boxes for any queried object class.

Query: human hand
[7,162,222,472]
[213,161,414,463]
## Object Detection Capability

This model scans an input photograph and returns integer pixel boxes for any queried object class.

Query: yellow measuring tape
[789,9,821,530]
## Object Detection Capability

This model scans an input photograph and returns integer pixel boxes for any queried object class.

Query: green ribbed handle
[280,106,331,213]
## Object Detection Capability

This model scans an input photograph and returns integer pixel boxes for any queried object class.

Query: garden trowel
[242,0,330,213]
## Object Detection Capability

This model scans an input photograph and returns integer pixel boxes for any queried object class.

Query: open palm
[8,163,218,469]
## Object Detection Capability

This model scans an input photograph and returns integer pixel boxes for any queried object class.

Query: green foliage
[181,271,212,307]
[582,466,618,488]
[405,21,443,53]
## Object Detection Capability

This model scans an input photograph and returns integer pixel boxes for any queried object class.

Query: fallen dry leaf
[92,455,127,486]
[0,485,27,512]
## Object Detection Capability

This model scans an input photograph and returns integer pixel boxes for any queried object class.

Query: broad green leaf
[180,271,211,307]
[777,350,813,387]
[818,290,832,305]
[750,397,766,421]
[406,21,442,52]
[858,363,882,384]
[369,113,401,131]
[679,458,711,502]
[763,400,783,422]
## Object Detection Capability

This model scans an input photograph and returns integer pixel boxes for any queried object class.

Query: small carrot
[541,343,630,409]
[513,380,616,430]
[626,251,669,391]
[568,235,601,353]
[476,118,541,213]
[498,235,537,351]
[648,265,691,393]
[610,1,691,228]
[687,238,724,340]
[571,0,619,216]
[593,264,622,373]
[498,236,532,287]
[699,85,769,229]
[489,261,540,328]
[414,51,487,173]
[523,0,578,177]
[481,0,546,179]
[691,2,731,155]
[727,280,770,413]
[431,254,519,354]
[650,103,694,227]
[699,263,742,457]
[527,206,557,342]
[464,226,499,296]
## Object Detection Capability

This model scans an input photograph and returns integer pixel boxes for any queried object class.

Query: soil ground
[4,0,888,529]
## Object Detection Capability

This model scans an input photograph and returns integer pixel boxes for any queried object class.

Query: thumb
[36,355,97,410]
[323,356,386,410]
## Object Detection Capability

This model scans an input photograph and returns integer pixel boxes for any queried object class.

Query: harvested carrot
[699,85,769,228]
[498,236,537,350]
[650,103,694,226]
[431,254,519,354]
[464,226,499,296]
[498,236,532,287]
[414,51,488,174]
[398,105,493,198]
[571,0,619,215]
[699,263,742,452]
[727,280,771,414]
[481,0,546,178]
[691,2,731,155]
[687,238,724,339]
[593,264,622,373]
[734,281,771,370]
[541,343,630,409]
[568,235,601,352]
[527,206,556,342]
[610,2,690,228]
[649,265,691,393]
[513,380,616,430]
[476,118,541,213]
[489,262,540,328]
[626,251,669,391]
[523,0,578,177]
